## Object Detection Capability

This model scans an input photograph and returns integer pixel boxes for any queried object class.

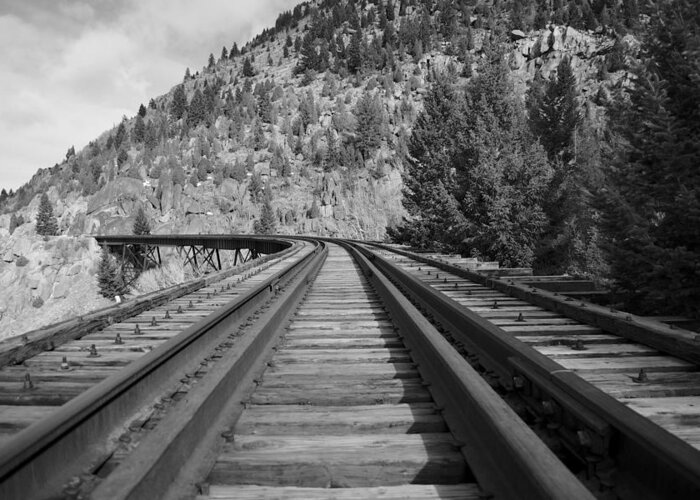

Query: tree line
[396,0,699,319]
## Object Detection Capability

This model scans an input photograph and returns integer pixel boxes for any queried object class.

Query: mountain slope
[0,0,628,242]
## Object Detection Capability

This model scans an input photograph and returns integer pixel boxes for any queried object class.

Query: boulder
[510,29,526,41]
[172,184,183,212]
[87,178,144,214]
[160,179,174,213]
[184,200,205,215]
[52,280,70,299]
[67,264,82,276]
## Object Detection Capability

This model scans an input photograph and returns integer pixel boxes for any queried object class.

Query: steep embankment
[0,225,109,341]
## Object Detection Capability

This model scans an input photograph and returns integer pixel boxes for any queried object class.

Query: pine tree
[97,247,127,299]
[399,48,552,266]
[114,121,127,150]
[133,207,151,235]
[170,84,187,120]
[242,57,255,77]
[602,0,700,318]
[347,31,363,73]
[138,103,147,117]
[35,193,58,236]
[133,114,145,143]
[208,53,216,68]
[354,91,384,159]
[187,88,207,127]
[220,46,229,61]
[253,195,277,235]
[529,57,581,162]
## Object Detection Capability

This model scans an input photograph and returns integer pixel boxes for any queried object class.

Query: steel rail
[0,242,297,367]
[90,241,329,500]
[359,242,700,499]
[337,241,594,500]
[367,243,700,365]
[0,239,320,500]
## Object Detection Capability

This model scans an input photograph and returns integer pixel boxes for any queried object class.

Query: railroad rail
[0,235,696,499]
[362,242,700,499]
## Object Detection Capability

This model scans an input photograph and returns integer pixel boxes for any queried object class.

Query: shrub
[15,256,29,267]
[32,296,44,308]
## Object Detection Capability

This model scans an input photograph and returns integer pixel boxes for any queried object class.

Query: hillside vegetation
[0,0,698,319]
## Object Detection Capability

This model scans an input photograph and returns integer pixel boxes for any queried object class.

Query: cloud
[0,0,299,191]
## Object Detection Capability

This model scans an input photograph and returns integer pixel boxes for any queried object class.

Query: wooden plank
[516,334,624,345]
[287,321,394,330]
[579,372,700,398]
[209,434,468,487]
[0,405,55,431]
[501,324,604,335]
[272,349,411,364]
[0,381,90,405]
[235,404,445,435]
[284,328,397,339]
[620,397,700,450]
[198,483,481,499]
[250,380,431,405]
[558,355,696,373]
[535,343,658,358]
[281,337,403,349]
[266,362,417,379]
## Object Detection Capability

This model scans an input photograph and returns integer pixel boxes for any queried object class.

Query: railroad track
[362,242,700,499]
[0,241,310,445]
[0,235,697,499]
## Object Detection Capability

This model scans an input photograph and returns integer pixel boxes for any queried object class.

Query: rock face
[0,228,108,341]
[87,178,145,215]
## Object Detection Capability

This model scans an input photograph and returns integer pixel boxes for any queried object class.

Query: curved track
[0,235,696,499]
[363,243,700,499]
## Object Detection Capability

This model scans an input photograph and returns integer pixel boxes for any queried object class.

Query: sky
[0,0,301,192]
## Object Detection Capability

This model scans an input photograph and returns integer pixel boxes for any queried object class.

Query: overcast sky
[0,0,300,192]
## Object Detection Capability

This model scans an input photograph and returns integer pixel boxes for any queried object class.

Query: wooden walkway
[199,244,479,499]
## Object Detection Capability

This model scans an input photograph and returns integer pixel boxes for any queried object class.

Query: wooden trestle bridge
[0,235,698,499]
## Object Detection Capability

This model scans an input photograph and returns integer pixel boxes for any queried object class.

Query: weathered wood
[250,379,432,405]
[535,343,658,358]
[197,483,482,499]
[580,372,700,398]
[558,355,696,373]
[210,434,468,487]
[272,348,411,364]
[235,404,446,435]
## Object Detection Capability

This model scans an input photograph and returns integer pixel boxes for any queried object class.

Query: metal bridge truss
[96,235,289,279]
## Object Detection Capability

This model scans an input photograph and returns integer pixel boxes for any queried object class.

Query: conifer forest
[2,0,699,320]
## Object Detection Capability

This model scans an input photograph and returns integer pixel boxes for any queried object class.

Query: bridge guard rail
[359,243,700,500]
[343,241,594,500]
[0,240,319,500]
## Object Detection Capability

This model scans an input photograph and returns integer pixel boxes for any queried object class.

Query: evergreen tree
[602,0,700,318]
[170,84,187,120]
[133,114,145,143]
[208,53,216,68]
[354,91,384,159]
[253,195,277,235]
[400,48,552,266]
[114,121,126,150]
[347,31,363,73]
[133,207,151,235]
[242,57,255,77]
[138,103,147,117]
[221,45,229,61]
[187,88,207,127]
[97,247,127,299]
[35,193,58,236]
[529,57,581,162]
